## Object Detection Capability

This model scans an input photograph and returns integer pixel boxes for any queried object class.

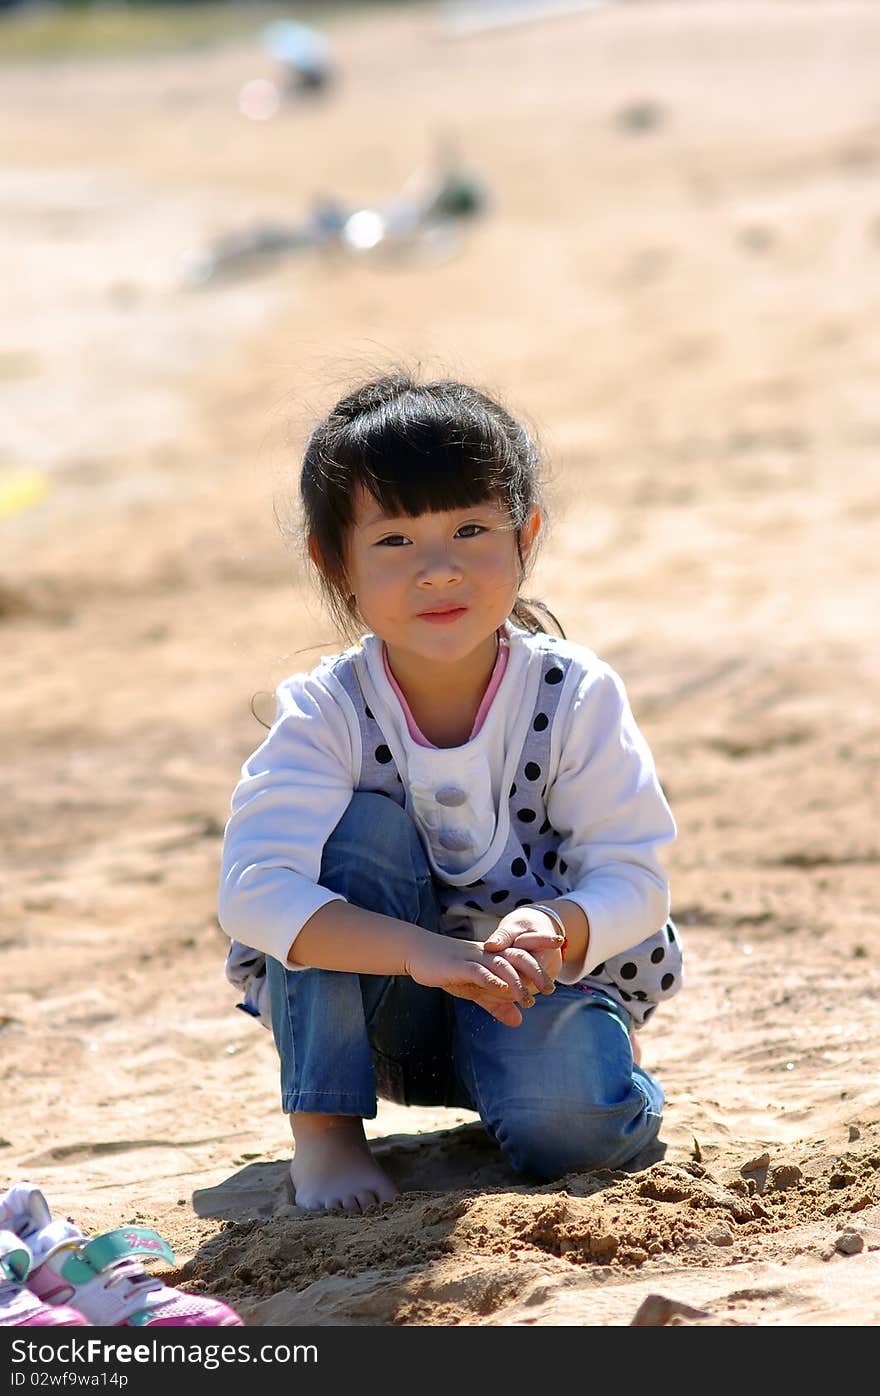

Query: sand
[2,2,879,1328]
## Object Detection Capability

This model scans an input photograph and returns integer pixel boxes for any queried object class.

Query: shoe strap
[58,1227,174,1284]
[0,1230,31,1283]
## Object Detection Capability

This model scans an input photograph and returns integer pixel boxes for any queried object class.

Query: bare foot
[289,1113,399,1214]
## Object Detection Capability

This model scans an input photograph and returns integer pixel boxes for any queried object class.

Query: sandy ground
[2,2,880,1328]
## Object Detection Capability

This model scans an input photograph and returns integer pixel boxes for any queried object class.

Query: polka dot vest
[329,637,682,1026]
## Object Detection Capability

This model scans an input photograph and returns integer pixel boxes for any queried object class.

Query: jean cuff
[281,1088,378,1118]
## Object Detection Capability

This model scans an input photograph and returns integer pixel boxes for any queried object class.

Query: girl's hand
[406,934,531,1028]
[482,908,565,1001]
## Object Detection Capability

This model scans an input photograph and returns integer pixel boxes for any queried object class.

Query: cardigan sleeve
[545,661,676,983]
[217,668,357,967]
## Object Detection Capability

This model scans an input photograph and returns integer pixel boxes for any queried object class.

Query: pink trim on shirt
[382,630,510,747]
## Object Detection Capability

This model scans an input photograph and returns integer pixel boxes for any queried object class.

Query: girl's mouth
[417,606,468,624]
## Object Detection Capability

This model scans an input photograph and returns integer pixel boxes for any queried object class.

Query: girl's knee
[329,792,423,867]
[494,1096,661,1179]
[321,791,436,922]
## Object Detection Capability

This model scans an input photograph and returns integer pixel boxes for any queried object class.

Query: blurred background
[3,2,880,1313]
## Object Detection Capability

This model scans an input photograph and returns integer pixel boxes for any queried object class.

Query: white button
[435,785,468,807]
[438,828,472,852]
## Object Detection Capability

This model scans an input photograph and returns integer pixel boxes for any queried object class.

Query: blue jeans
[266,792,665,1180]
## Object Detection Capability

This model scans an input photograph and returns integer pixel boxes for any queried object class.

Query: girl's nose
[416,546,463,585]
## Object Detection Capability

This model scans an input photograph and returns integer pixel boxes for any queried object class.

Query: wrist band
[529,903,568,959]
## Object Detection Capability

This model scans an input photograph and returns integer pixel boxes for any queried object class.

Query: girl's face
[340,486,540,669]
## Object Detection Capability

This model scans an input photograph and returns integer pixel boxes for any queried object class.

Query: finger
[482,926,516,953]
[448,964,522,1001]
[497,927,564,952]
[505,949,555,993]
[478,953,524,997]
[505,947,555,994]
[481,998,523,1028]
[480,945,543,997]
[513,971,541,999]
[452,978,524,1027]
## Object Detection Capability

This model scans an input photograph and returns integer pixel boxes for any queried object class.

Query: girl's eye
[374,522,487,547]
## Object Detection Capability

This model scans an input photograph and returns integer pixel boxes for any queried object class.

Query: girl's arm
[289,899,553,1027]
[218,671,357,965]
[546,662,675,984]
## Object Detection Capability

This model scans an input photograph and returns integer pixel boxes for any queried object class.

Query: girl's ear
[307,534,324,572]
[519,507,542,562]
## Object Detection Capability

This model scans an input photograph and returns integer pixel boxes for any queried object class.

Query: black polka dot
[465,900,482,911]
[661,973,676,991]
[633,990,648,1002]
[559,859,567,875]
[535,875,545,888]
[375,745,392,764]
[365,706,374,720]
[511,858,527,877]
[643,1005,656,1021]
[522,844,531,857]
[539,819,552,835]
[543,850,557,870]
[666,923,676,943]
[533,713,549,732]
[490,889,510,904]
[593,962,605,975]
[620,962,638,980]
[509,782,517,798]
[467,879,484,888]
[545,668,564,685]
[620,990,632,1002]
[650,946,665,964]
[524,762,541,781]
[514,898,533,909]
[396,774,402,783]
[517,808,536,824]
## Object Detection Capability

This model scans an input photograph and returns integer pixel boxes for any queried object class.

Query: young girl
[218,373,682,1215]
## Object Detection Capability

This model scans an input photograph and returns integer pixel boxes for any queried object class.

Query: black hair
[298,372,565,642]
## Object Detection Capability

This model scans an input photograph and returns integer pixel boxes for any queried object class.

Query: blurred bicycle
[181,153,489,288]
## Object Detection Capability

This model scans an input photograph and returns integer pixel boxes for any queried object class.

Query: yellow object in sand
[0,471,49,520]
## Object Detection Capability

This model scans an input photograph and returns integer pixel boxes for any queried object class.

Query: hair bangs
[361,442,511,522]
[338,395,524,524]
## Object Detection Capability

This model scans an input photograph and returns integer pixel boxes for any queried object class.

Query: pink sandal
[0,1230,90,1327]
[1,1182,242,1328]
